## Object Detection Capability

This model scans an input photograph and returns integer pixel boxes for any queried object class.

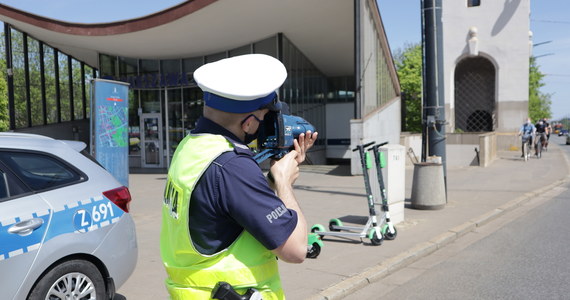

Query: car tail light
[103,186,132,213]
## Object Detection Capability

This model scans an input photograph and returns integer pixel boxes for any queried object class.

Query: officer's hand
[294,131,318,164]
[270,150,300,186]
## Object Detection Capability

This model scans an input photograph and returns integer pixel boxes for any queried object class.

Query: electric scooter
[370,142,397,240]
[310,142,384,245]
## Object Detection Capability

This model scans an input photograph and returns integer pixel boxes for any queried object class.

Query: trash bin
[410,162,446,210]
[145,142,159,164]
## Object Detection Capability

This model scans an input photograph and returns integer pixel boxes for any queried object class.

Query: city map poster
[91,79,130,187]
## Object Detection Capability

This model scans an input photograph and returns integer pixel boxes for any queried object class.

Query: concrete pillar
[350,119,364,175]
[411,162,446,210]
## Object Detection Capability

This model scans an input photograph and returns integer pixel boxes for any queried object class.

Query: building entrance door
[140,113,163,168]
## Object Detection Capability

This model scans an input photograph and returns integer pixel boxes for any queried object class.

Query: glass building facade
[100,33,345,168]
[1,25,367,168]
[1,25,96,131]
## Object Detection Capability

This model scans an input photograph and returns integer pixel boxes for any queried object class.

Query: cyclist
[535,119,548,156]
[543,118,552,151]
[518,118,535,158]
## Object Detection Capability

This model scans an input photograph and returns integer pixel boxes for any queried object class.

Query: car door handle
[8,218,44,236]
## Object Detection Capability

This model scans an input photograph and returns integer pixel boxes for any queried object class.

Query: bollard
[410,162,446,210]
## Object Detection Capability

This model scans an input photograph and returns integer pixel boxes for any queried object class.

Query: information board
[91,79,130,187]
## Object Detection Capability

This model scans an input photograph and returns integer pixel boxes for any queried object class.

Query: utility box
[369,144,405,224]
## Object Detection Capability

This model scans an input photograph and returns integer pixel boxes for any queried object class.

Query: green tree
[395,43,423,132]
[528,56,551,121]
[0,59,8,132]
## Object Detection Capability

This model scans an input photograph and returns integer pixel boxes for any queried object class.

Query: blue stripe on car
[0,196,124,260]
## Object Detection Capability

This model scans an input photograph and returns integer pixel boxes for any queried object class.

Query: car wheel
[28,259,106,300]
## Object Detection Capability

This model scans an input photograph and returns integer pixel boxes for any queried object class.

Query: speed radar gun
[252,104,324,259]
[253,104,315,164]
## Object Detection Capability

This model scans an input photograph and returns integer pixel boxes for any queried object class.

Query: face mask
[241,114,263,144]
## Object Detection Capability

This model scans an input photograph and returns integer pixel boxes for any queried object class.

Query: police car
[0,133,137,299]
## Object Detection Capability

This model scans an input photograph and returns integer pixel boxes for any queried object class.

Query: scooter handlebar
[352,141,375,152]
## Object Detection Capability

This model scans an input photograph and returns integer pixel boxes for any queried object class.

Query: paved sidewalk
[118,140,570,300]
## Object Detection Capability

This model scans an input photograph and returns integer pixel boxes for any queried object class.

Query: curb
[307,148,570,300]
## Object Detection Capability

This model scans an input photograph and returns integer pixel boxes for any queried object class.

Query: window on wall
[253,36,277,57]
[58,52,71,122]
[43,44,57,124]
[140,89,160,114]
[161,59,181,87]
[84,64,94,118]
[128,89,140,156]
[205,52,226,63]
[72,59,83,120]
[279,34,327,146]
[28,38,44,126]
[182,87,203,132]
[229,45,251,57]
[100,54,117,78]
[11,30,27,128]
[167,88,183,156]
[183,57,203,85]
[118,57,138,78]
[468,0,480,7]
[140,59,159,88]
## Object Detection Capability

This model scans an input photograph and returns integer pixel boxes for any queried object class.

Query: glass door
[140,113,163,168]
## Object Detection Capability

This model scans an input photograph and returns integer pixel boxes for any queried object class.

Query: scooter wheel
[311,224,326,236]
[306,242,321,259]
[368,229,383,246]
[328,219,342,232]
[383,226,398,240]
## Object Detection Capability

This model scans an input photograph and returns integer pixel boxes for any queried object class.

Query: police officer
[160,54,317,299]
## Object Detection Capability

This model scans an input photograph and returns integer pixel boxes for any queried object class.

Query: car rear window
[0,151,83,191]
[0,171,8,199]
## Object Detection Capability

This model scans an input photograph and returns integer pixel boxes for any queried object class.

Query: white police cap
[194,54,286,113]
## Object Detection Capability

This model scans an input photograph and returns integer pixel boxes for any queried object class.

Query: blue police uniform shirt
[189,117,298,255]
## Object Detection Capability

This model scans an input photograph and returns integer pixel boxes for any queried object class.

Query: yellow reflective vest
[160,134,284,299]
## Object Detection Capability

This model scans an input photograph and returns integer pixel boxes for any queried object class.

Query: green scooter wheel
[306,233,323,259]
[328,218,343,231]
[311,224,326,235]
[306,242,321,259]
[382,224,398,240]
[368,228,383,246]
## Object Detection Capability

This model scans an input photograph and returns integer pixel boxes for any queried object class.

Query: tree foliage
[0,59,8,132]
[528,56,551,122]
[395,43,423,132]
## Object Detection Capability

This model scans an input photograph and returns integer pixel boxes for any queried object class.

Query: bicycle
[521,134,532,161]
[535,132,547,159]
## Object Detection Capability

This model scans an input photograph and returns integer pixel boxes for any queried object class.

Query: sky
[1,0,569,120]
